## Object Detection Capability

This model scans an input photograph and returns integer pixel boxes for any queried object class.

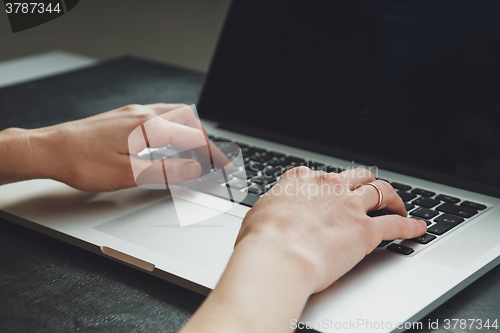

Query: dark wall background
[0,0,231,72]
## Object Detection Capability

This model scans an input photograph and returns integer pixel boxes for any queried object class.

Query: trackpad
[93,198,243,269]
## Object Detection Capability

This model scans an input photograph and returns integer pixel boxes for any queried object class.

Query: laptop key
[242,148,259,158]
[214,137,232,142]
[251,147,267,154]
[287,156,306,164]
[265,159,291,168]
[376,178,389,182]
[247,184,267,196]
[397,191,417,202]
[436,203,478,218]
[461,201,487,210]
[251,175,277,185]
[434,213,465,225]
[368,209,390,217]
[268,151,286,158]
[232,169,258,180]
[391,182,412,191]
[412,197,440,208]
[308,161,326,170]
[427,221,461,235]
[240,193,260,207]
[410,207,439,219]
[435,194,460,204]
[411,188,436,197]
[378,240,393,247]
[404,203,415,212]
[387,244,414,255]
[217,141,239,154]
[261,167,283,178]
[409,233,437,244]
[413,217,431,226]
[248,154,274,164]
[326,166,344,173]
[245,161,268,172]
[227,178,248,190]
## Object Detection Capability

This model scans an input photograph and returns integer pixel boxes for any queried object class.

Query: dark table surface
[1,57,499,333]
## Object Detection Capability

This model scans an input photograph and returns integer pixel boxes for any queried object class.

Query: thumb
[134,158,202,188]
[371,214,428,241]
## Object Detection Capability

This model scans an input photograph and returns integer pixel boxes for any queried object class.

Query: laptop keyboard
[188,135,489,256]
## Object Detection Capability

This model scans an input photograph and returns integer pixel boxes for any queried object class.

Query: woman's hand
[0,103,228,191]
[237,166,427,293]
[181,167,427,333]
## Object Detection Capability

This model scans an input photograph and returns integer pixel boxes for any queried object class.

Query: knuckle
[296,165,310,173]
[356,167,375,181]
[280,168,294,180]
[316,171,330,181]
[283,165,308,179]
[328,172,343,184]
[120,104,141,112]
[317,171,342,186]
[382,182,402,204]
[388,215,406,234]
[378,180,394,193]
[134,110,156,123]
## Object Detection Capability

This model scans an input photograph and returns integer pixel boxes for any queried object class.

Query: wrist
[24,126,62,181]
[0,127,42,183]
[234,220,320,297]
[183,222,318,333]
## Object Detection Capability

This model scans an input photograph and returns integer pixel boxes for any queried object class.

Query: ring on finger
[364,182,383,211]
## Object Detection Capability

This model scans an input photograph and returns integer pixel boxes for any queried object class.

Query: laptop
[1,1,500,332]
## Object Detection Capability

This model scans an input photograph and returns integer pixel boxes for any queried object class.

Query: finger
[133,158,202,187]
[136,118,206,152]
[371,214,427,241]
[146,103,201,128]
[127,119,205,156]
[338,167,376,190]
[353,180,407,216]
[141,105,232,169]
[144,103,190,117]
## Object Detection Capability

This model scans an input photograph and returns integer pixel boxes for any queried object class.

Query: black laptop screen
[198,1,500,196]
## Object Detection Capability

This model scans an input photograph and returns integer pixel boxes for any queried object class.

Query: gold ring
[364,183,383,211]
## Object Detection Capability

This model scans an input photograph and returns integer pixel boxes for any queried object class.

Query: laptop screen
[198,1,500,197]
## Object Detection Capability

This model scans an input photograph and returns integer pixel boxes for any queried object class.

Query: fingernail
[417,219,428,228]
[183,162,200,180]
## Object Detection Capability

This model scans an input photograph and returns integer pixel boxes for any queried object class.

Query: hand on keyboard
[0,103,231,192]
[234,166,427,293]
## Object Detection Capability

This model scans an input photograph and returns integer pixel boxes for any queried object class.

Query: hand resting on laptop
[181,167,427,332]
[0,103,230,191]
[0,103,427,333]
